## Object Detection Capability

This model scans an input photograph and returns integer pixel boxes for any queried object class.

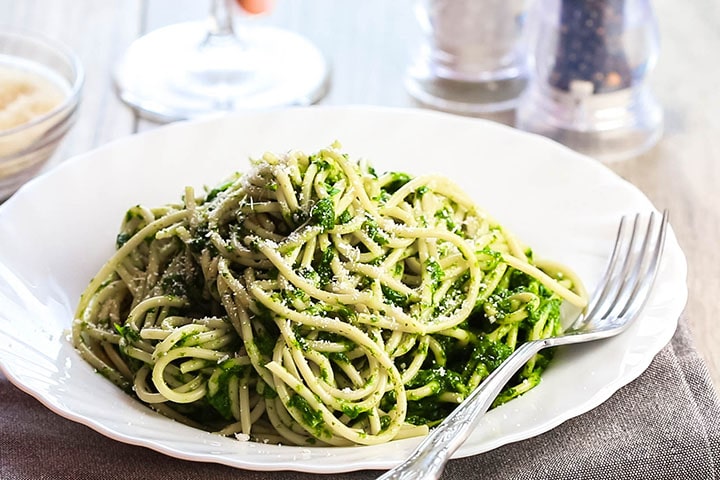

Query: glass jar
[516,0,663,162]
[406,0,529,114]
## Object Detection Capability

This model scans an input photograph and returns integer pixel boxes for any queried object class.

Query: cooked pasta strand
[73,143,587,446]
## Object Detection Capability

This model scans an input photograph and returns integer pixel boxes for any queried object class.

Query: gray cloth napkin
[2,319,718,480]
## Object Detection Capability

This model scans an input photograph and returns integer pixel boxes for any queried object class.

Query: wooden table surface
[3,0,719,394]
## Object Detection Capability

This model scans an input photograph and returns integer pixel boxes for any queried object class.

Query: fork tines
[583,210,669,326]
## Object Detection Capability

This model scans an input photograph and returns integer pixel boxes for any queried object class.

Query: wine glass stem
[208,0,235,37]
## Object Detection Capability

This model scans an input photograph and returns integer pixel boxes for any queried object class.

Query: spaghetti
[72,143,587,446]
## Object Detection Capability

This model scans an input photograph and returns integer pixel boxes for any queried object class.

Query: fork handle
[377,339,548,480]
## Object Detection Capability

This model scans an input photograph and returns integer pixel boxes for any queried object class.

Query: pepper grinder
[516,0,663,162]
[405,0,529,114]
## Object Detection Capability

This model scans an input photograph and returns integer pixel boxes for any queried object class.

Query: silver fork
[378,210,669,480]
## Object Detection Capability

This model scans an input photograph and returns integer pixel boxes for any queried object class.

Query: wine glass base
[113,22,330,122]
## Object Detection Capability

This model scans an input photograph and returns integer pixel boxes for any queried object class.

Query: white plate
[0,106,687,473]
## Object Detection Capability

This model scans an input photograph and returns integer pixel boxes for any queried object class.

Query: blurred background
[2,0,720,389]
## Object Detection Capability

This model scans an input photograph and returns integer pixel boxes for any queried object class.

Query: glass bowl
[0,29,84,201]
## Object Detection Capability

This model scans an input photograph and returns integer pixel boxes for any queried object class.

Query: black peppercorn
[550,0,632,94]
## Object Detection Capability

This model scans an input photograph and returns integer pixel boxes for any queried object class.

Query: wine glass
[113,0,330,122]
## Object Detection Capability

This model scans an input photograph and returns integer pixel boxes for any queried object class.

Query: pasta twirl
[72,143,587,446]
